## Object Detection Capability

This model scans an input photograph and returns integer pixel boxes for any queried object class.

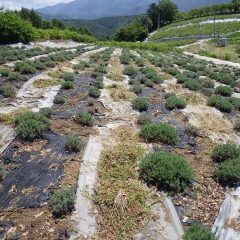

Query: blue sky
[0,0,73,9]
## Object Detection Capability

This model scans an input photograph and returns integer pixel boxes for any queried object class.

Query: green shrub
[65,134,82,153]
[166,67,181,76]
[145,79,154,88]
[234,120,240,131]
[75,112,94,127]
[212,143,240,163]
[0,161,6,181]
[94,80,104,89]
[89,87,101,98]
[123,66,137,76]
[131,84,143,94]
[202,79,214,88]
[61,81,74,90]
[139,76,148,84]
[229,97,240,111]
[135,57,144,66]
[165,95,187,110]
[0,68,11,77]
[183,79,202,91]
[207,95,233,113]
[15,112,50,141]
[132,97,149,112]
[63,72,75,82]
[140,123,179,145]
[184,223,216,240]
[215,86,233,97]
[54,96,65,104]
[49,188,76,218]
[0,84,15,98]
[39,107,53,118]
[151,75,163,84]
[138,114,152,125]
[0,12,34,44]
[176,73,188,84]
[33,61,47,70]
[19,63,36,74]
[140,152,193,192]
[216,158,240,184]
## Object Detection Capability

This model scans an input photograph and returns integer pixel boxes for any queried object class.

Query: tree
[0,11,34,43]
[52,19,65,29]
[232,0,240,13]
[147,3,159,30]
[158,0,178,25]
[19,8,42,28]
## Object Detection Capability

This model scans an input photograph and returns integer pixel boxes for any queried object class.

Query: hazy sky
[0,0,73,9]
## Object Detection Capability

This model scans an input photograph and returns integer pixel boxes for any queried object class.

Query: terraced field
[0,41,239,240]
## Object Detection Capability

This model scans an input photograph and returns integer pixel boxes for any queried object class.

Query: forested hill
[37,0,231,20]
[62,16,137,40]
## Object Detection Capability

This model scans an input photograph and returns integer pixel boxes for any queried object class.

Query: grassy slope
[63,16,137,39]
[150,14,240,40]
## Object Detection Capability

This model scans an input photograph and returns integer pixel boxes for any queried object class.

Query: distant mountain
[37,0,232,20]
[63,16,137,39]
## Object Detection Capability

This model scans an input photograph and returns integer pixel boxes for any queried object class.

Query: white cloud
[0,0,73,10]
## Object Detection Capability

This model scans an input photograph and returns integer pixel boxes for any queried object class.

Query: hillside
[37,0,231,20]
[63,16,137,39]
[149,14,240,41]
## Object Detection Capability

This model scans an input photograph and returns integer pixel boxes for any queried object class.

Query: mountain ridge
[37,0,232,20]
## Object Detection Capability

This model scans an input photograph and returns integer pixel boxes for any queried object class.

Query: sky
[0,0,73,10]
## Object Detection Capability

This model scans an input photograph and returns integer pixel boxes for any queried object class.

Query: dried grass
[108,85,135,101]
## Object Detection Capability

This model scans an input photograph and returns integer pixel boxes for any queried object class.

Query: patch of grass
[109,85,134,101]
[140,152,193,192]
[96,144,148,240]
[49,188,76,218]
[184,223,216,240]
[65,134,83,153]
[212,143,240,163]
[214,86,233,97]
[140,123,179,145]
[75,112,94,127]
[132,97,149,112]
[33,78,61,88]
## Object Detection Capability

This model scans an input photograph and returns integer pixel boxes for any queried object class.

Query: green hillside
[63,16,137,39]
[150,14,240,41]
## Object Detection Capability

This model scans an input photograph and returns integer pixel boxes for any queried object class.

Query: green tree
[232,0,240,13]
[159,0,178,25]
[52,18,65,29]
[0,11,34,43]
[147,3,159,30]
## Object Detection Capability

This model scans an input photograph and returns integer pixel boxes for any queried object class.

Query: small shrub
[39,107,53,118]
[0,68,11,77]
[215,86,233,97]
[131,84,143,94]
[94,80,104,89]
[184,223,216,240]
[211,143,240,163]
[34,61,47,70]
[216,158,240,184]
[61,81,74,90]
[63,72,74,82]
[234,120,240,131]
[176,73,188,84]
[207,95,233,113]
[0,161,6,181]
[53,96,65,104]
[139,76,148,84]
[65,134,82,153]
[138,114,152,125]
[140,123,179,145]
[229,97,240,111]
[183,79,202,91]
[165,95,187,110]
[15,112,50,141]
[123,66,137,76]
[49,188,76,218]
[185,124,199,137]
[202,79,214,88]
[166,67,181,76]
[18,63,36,74]
[89,87,101,98]
[151,75,163,84]
[0,85,15,98]
[75,112,94,127]
[140,152,193,192]
[145,79,154,88]
[132,97,149,112]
